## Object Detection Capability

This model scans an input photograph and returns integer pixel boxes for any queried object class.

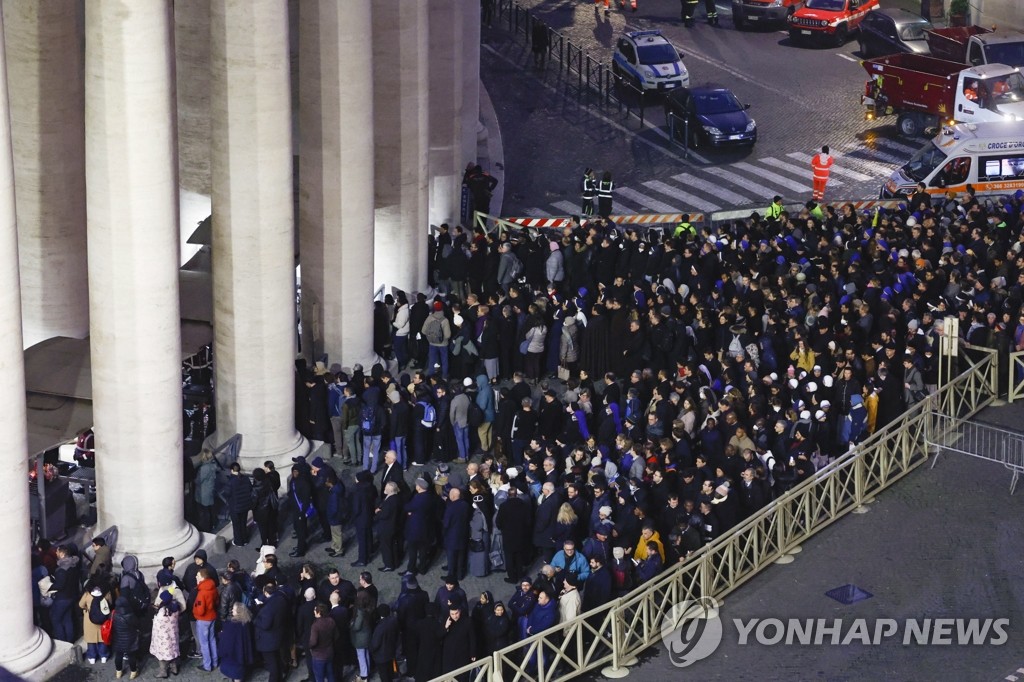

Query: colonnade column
[210,0,308,471]
[298,0,376,366]
[461,0,482,173]
[371,0,429,295]
[3,0,88,349]
[85,0,200,565]
[0,6,55,674]
[427,0,465,228]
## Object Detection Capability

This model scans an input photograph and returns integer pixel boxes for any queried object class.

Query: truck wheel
[897,113,920,138]
[833,25,848,47]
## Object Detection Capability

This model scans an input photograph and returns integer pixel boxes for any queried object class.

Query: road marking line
[672,173,753,205]
[524,207,551,217]
[870,138,918,154]
[704,166,780,201]
[614,187,681,213]
[481,44,702,167]
[551,200,582,215]
[787,152,873,181]
[1005,676,1016,681]
[642,180,721,212]
[733,161,813,194]
[760,156,844,186]
[839,142,906,165]
[837,53,858,62]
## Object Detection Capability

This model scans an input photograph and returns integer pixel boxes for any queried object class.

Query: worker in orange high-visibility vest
[595,0,611,15]
[810,145,834,202]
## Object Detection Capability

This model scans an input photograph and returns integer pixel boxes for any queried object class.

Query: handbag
[519,339,529,355]
[101,610,114,645]
[37,575,54,607]
[469,539,486,553]
[557,365,571,381]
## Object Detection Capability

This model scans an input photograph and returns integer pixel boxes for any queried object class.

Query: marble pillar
[298,0,376,366]
[210,0,308,471]
[427,0,464,228]
[461,0,482,172]
[85,0,200,564]
[372,0,429,295]
[3,0,88,349]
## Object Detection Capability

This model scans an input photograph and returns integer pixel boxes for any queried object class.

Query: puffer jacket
[111,597,140,653]
[560,317,580,364]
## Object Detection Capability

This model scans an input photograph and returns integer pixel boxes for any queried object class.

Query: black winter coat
[495,496,533,552]
[370,613,401,664]
[111,598,140,653]
[254,591,289,652]
[226,473,254,515]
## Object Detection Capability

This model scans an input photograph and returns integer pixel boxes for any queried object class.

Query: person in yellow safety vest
[597,171,614,220]
[766,195,784,222]
[673,214,696,240]
[805,200,824,221]
[810,145,834,202]
[581,168,596,217]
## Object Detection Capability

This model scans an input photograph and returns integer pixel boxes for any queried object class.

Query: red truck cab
[788,0,879,47]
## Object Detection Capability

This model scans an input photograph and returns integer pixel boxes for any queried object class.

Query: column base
[102,521,205,580]
[0,627,72,681]
[206,429,311,478]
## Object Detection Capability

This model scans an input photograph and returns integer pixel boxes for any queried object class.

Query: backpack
[120,573,150,614]
[360,404,380,435]
[424,316,445,345]
[508,254,524,281]
[468,400,485,429]
[419,402,437,428]
[89,594,110,625]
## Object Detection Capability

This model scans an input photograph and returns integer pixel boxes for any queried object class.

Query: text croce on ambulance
[881,121,1024,199]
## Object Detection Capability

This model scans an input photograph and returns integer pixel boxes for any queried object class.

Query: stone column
[298,0,376,366]
[461,0,482,172]
[3,0,88,349]
[427,0,464,228]
[372,0,429,295]
[0,7,55,674]
[85,0,200,565]
[210,0,308,470]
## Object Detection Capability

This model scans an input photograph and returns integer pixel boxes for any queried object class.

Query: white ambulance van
[881,120,1024,199]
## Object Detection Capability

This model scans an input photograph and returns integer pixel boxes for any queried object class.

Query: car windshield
[637,43,679,65]
[804,0,846,10]
[693,91,743,115]
[899,24,929,41]
[984,42,1024,69]
[903,142,948,182]
[985,71,1024,107]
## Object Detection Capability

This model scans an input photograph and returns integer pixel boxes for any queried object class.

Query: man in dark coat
[404,479,436,575]
[288,463,316,558]
[376,481,403,572]
[412,603,445,682]
[370,604,401,682]
[225,463,254,547]
[441,603,477,675]
[581,554,613,613]
[533,482,561,563]
[349,470,378,567]
[317,568,356,608]
[494,485,532,583]
[254,583,289,682]
[393,574,429,675]
[441,488,472,580]
[378,449,408,499]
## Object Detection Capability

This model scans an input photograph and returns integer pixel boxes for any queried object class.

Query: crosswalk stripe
[787,152,873,181]
[840,142,905,165]
[551,201,581,215]
[614,187,680,214]
[524,207,550,217]
[871,138,918,154]
[733,161,812,194]
[704,166,780,201]
[836,152,900,177]
[671,173,753,205]
[642,180,721,212]
[760,157,844,186]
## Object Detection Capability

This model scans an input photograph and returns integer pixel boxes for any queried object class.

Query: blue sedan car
[663,86,757,150]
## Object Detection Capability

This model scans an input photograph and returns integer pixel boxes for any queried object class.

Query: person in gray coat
[195,449,217,532]
[450,384,471,462]
[546,242,565,291]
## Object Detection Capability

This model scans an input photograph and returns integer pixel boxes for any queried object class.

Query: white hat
[463,377,474,387]
[823,375,834,388]
[813,365,821,372]
[806,382,817,393]
[815,410,826,420]
[821,400,832,408]
[506,467,519,480]
[789,379,799,389]
[800,410,811,420]
[770,372,779,381]
[599,505,613,517]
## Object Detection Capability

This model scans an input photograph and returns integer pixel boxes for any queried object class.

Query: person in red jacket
[192,567,220,672]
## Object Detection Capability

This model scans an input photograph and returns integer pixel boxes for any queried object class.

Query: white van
[881,120,1024,199]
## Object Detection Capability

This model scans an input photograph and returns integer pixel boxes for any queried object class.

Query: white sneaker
[87,658,96,665]
[101,657,108,663]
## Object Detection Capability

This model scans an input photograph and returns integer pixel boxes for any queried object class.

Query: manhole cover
[825,584,873,605]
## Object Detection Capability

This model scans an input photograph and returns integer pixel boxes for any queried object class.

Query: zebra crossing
[512,137,915,218]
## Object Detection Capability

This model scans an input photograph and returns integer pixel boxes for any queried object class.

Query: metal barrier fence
[1009,350,1024,403]
[927,411,1024,494]
[432,352,999,682]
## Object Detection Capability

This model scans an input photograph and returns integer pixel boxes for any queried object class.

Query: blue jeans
[837,414,851,445]
[393,334,409,367]
[356,648,371,678]
[426,344,448,378]
[86,642,109,661]
[196,619,218,670]
[391,436,407,468]
[312,657,335,682]
[453,423,470,461]
[362,434,382,473]
[50,598,74,642]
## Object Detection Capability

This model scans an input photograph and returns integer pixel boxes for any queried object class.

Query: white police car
[612,30,689,92]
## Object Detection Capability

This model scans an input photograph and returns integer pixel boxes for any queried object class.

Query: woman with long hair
[218,602,255,682]
[552,502,578,549]
[351,590,376,682]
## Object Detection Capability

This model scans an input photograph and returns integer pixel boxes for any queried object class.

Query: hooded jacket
[192,577,219,622]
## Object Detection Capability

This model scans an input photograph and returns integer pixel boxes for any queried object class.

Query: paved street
[483,0,926,218]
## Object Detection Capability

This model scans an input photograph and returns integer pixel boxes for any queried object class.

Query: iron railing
[1008,350,1024,403]
[431,352,998,681]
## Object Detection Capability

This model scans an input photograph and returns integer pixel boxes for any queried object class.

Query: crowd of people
[30,184,1024,681]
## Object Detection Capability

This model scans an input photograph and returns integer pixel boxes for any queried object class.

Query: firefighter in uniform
[810,145,834,202]
[581,168,596,217]
[597,171,614,220]
[681,0,699,26]
[703,0,718,24]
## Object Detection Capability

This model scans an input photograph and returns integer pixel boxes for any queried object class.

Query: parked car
[788,0,879,47]
[732,0,802,30]
[858,8,932,58]
[663,86,757,150]
[612,30,689,93]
